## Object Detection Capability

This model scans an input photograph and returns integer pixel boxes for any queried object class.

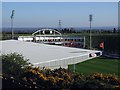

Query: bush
[1,53,30,77]
[1,53,120,89]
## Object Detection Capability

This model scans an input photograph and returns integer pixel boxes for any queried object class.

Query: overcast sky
[2,2,118,28]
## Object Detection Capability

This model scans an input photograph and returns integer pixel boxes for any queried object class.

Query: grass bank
[69,57,119,76]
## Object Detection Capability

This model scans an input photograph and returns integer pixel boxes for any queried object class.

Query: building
[18,28,85,48]
[0,40,102,69]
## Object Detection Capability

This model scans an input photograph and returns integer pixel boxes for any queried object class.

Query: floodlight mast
[11,10,15,39]
[89,14,92,49]
[59,20,61,30]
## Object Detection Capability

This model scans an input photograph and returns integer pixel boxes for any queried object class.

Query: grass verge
[69,57,119,76]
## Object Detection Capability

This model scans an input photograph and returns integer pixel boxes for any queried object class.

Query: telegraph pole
[73,64,75,72]
[89,14,92,49]
[11,10,15,39]
[83,36,86,48]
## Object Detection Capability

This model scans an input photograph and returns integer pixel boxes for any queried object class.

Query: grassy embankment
[69,57,120,76]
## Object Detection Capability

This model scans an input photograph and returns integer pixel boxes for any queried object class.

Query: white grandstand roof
[0,40,101,68]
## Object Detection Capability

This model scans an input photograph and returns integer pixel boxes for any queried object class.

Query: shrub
[1,53,120,89]
[1,53,30,77]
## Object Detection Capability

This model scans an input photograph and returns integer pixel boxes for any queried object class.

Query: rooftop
[0,40,101,68]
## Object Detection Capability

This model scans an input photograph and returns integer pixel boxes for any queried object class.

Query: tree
[113,28,116,33]
[1,53,30,77]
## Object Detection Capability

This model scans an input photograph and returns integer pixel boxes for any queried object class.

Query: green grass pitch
[68,57,119,76]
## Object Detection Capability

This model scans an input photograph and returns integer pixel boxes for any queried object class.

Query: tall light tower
[89,14,93,49]
[59,20,61,30]
[10,10,15,39]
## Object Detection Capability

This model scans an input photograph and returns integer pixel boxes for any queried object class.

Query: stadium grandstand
[18,28,85,48]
